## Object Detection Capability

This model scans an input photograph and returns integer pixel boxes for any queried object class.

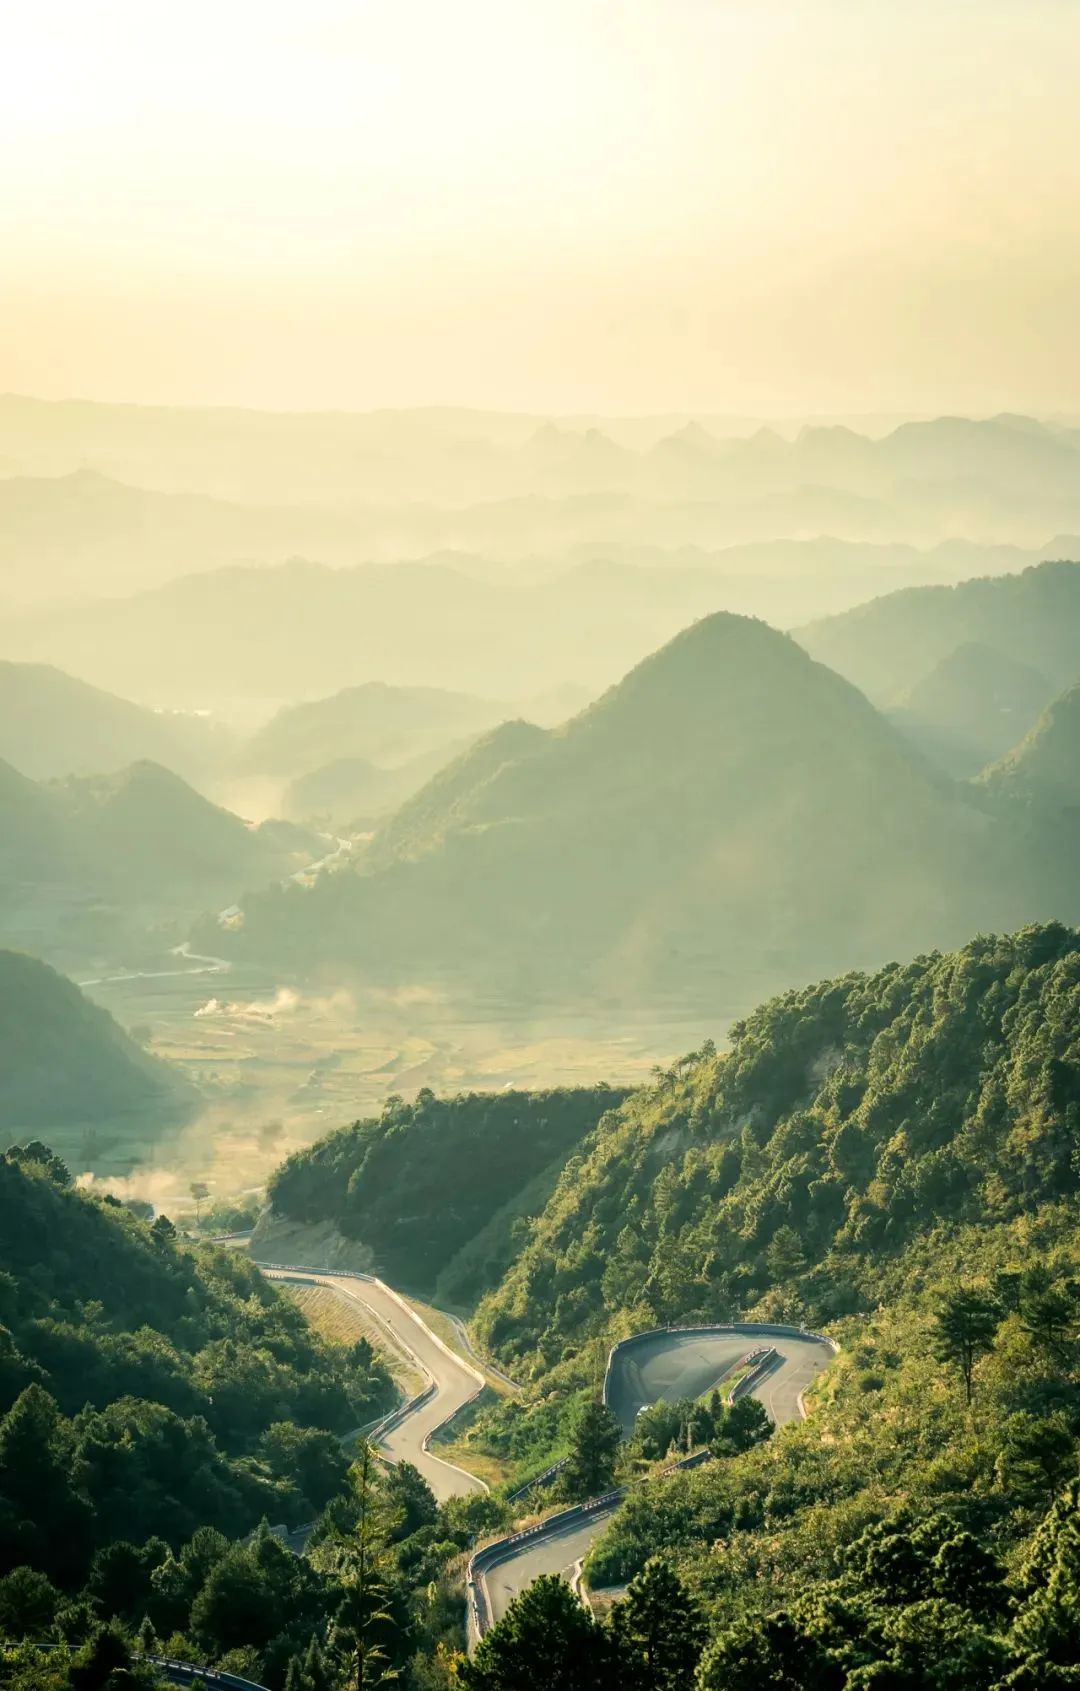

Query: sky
[2,0,1080,415]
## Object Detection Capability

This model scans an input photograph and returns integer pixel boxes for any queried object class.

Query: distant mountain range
[202,612,1062,1011]
[3,407,1080,613]
[0,949,193,1129]
[2,539,1062,708]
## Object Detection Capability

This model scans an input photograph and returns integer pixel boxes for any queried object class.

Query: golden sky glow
[3,0,1080,413]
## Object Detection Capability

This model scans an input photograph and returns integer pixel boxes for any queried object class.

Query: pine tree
[611,1557,706,1690]
[458,1574,620,1691]
[562,1400,621,1498]
[931,1287,1000,1403]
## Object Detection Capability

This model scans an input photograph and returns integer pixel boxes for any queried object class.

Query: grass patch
[283,1282,425,1397]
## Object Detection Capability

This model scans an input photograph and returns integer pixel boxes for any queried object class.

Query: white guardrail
[468,1319,839,1647]
[254,1267,839,1651]
[255,1262,491,1491]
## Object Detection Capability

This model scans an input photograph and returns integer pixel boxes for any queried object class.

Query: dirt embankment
[249,1211,375,1272]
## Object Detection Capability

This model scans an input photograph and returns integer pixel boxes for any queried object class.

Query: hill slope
[890,640,1056,774]
[264,1083,629,1301]
[0,755,317,957]
[798,558,1080,703]
[475,921,1080,1370]
[241,680,505,777]
[211,613,1040,1009]
[0,660,226,782]
[979,682,1080,812]
[0,950,193,1128]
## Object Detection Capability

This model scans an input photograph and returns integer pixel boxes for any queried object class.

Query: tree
[610,1557,705,1690]
[189,1183,210,1226]
[459,1575,620,1691]
[695,1611,840,1689]
[321,1443,401,1690]
[931,1288,1000,1403]
[766,1225,806,1282]
[717,1395,772,1453]
[383,1460,437,1541]
[996,1411,1077,1502]
[0,1566,60,1637]
[1019,1268,1078,1368]
[562,1400,621,1499]
[260,1423,351,1517]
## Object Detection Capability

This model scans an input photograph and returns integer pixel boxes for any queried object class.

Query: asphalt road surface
[483,1328,833,1627]
[607,1329,831,1434]
[484,1510,619,1628]
[261,1269,486,1502]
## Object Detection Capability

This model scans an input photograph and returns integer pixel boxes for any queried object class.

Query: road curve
[479,1327,834,1630]
[606,1328,830,1434]
[260,1267,487,1502]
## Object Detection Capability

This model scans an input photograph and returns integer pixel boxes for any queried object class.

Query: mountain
[449,924,1080,1690]
[0,755,316,957]
[283,740,472,827]
[264,1083,628,1301]
[979,682,1080,812]
[798,558,1080,704]
[890,641,1056,775]
[0,659,227,781]
[473,920,1080,1362]
[2,537,1050,710]
[56,759,309,895]
[240,681,508,777]
[208,613,1045,1010]
[0,950,193,1128]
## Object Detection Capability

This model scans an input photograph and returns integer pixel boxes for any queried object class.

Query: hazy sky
[3,0,1080,415]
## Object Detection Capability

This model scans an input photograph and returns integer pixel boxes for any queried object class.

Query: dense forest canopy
[475,923,1080,1374]
[267,1084,628,1302]
[0,1147,394,1571]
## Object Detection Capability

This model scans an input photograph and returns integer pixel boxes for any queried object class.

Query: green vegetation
[267,1085,626,1301]
[0,1148,518,1690]
[0,1146,394,1568]
[980,681,1080,812]
[0,953,193,1129]
[459,919,1080,1685]
[475,922,1080,1373]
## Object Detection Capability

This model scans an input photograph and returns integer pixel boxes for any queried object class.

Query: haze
[4,0,1080,414]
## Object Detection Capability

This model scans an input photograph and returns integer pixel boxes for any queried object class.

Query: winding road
[477,1325,835,1630]
[259,1267,487,1502]
[257,1266,836,1638]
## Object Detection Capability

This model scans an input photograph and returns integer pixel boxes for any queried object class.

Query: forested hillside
[476,923,1080,1370]
[452,922,1080,1686]
[0,1148,502,1691]
[0,952,193,1128]
[0,1146,394,1577]
[266,1084,628,1301]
